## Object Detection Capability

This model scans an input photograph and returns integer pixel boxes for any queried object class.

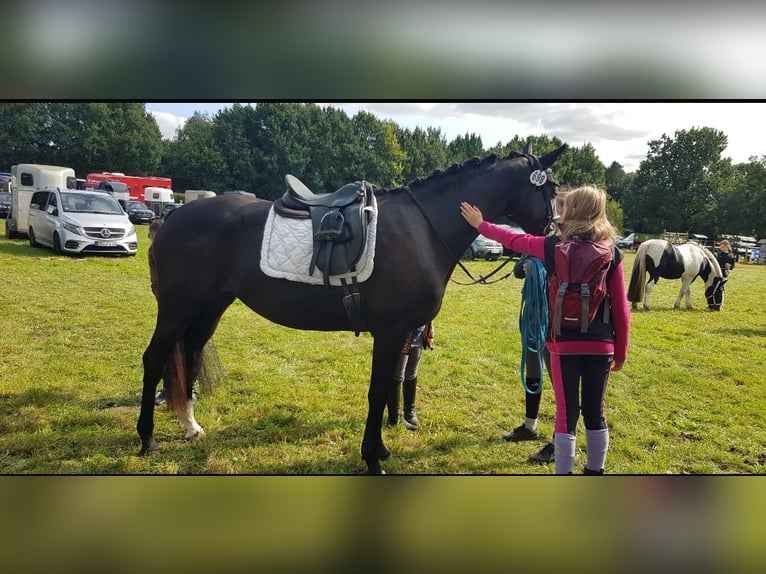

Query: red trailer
[84,172,172,201]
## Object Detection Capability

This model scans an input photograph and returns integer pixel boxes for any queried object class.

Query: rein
[403,154,556,286]
[404,185,513,285]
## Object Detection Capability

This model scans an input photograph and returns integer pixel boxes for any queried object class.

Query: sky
[146,102,765,173]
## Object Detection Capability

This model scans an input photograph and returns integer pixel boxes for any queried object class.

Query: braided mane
[374,151,526,197]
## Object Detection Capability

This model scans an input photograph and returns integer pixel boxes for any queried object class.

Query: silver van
[27,188,137,256]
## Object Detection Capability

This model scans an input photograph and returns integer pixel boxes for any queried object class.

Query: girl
[461,186,630,474]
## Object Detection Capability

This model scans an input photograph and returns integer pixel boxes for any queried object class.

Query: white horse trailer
[184,190,216,202]
[144,186,175,216]
[6,164,77,239]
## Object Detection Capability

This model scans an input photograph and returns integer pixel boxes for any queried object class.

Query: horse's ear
[523,140,533,155]
[539,144,567,170]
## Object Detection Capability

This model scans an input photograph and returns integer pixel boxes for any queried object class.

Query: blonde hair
[718,239,731,250]
[549,188,571,236]
[558,186,617,242]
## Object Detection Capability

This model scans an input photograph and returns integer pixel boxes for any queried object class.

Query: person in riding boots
[387,322,434,430]
[462,186,631,475]
[708,239,735,311]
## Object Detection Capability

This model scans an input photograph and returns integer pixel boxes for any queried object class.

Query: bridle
[404,155,559,286]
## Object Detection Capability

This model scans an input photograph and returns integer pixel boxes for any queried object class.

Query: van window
[21,173,34,186]
[31,191,48,210]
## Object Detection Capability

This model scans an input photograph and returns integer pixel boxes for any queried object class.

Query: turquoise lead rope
[518,255,548,394]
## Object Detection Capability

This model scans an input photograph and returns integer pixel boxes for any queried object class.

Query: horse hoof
[138,439,158,456]
[185,428,205,440]
[364,461,385,475]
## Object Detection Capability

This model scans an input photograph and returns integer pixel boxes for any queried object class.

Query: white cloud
[149,110,187,140]
[146,102,766,172]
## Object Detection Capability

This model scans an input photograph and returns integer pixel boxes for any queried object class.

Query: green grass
[1,230,765,474]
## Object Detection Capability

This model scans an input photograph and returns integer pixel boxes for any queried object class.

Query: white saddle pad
[260,195,378,286]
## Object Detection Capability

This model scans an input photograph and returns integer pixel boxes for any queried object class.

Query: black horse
[138,143,566,474]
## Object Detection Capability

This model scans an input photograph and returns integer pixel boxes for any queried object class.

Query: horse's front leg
[361,332,407,474]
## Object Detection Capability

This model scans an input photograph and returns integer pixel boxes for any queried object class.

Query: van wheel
[53,233,63,255]
[29,227,39,247]
[463,248,474,261]
[5,220,16,240]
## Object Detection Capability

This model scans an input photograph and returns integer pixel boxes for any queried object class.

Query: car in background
[0,173,10,219]
[161,203,181,220]
[494,224,524,257]
[616,233,635,249]
[463,234,503,261]
[223,190,256,198]
[0,191,11,218]
[27,188,137,256]
[123,200,156,224]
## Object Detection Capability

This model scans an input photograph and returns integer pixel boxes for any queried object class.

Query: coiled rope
[518,254,548,394]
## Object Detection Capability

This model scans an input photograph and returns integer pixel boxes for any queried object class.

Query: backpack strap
[580,283,590,333]
[554,280,568,338]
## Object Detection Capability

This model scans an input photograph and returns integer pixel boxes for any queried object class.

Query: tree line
[0,102,762,238]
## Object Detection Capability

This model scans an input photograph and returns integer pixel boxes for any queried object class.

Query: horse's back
[152,195,271,295]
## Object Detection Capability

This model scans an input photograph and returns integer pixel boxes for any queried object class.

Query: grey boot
[387,382,401,426]
[402,378,419,431]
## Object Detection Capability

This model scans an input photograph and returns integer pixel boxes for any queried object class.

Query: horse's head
[699,245,723,287]
[503,142,567,236]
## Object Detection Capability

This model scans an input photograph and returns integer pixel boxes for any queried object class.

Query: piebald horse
[627,239,723,310]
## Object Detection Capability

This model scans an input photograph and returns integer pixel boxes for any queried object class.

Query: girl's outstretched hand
[460,202,484,229]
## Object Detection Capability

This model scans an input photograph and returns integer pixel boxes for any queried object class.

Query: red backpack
[549,239,613,338]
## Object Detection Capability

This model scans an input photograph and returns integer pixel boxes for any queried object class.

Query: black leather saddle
[274,174,374,289]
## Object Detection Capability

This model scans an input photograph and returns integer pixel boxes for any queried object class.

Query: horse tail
[163,341,188,410]
[627,241,649,303]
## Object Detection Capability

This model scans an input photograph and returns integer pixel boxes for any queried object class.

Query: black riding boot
[387,382,401,426]
[402,378,419,431]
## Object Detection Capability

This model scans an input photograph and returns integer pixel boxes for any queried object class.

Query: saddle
[274,174,375,290]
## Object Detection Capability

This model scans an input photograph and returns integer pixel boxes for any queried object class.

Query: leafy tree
[396,125,448,184]
[0,103,163,177]
[346,111,404,188]
[0,103,49,169]
[446,133,484,166]
[606,197,625,234]
[717,157,766,238]
[160,112,226,192]
[212,103,259,194]
[624,127,729,235]
[553,142,606,188]
[605,161,634,203]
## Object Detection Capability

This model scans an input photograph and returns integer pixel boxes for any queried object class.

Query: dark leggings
[550,353,612,434]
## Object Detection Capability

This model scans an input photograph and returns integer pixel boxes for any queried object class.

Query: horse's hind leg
[137,327,181,455]
[644,279,657,310]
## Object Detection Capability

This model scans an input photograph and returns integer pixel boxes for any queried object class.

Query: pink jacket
[478,222,630,363]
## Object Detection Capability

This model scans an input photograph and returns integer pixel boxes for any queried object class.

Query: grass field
[1,228,765,474]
